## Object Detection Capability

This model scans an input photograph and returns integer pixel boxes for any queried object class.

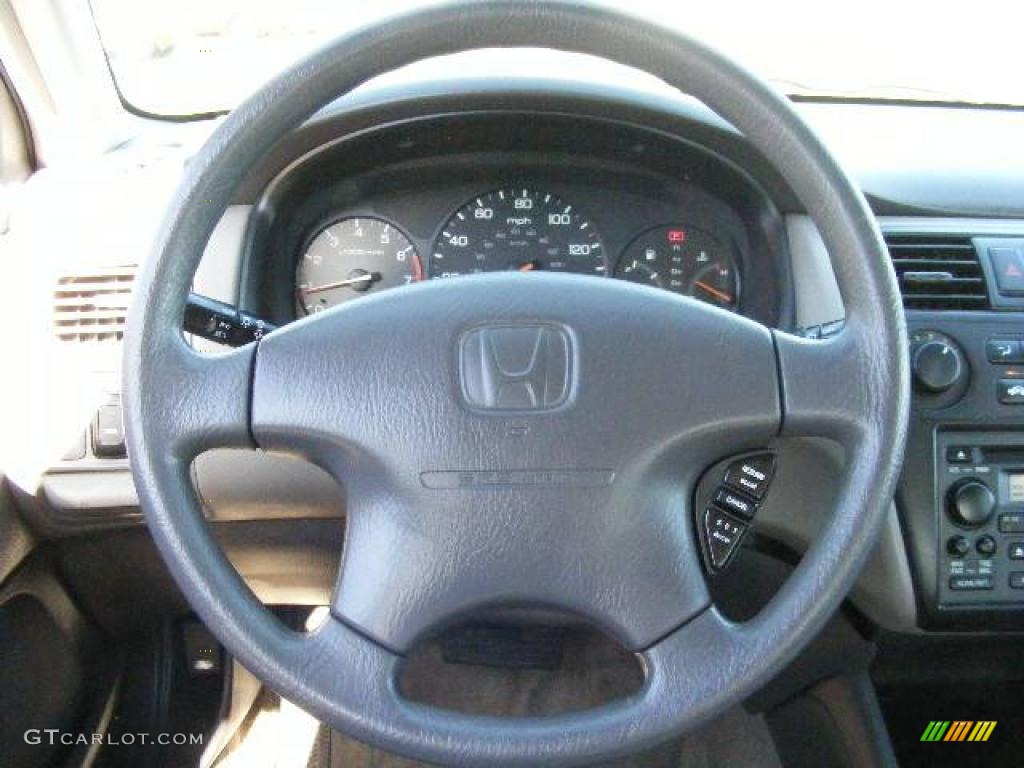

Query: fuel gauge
[617,254,664,289]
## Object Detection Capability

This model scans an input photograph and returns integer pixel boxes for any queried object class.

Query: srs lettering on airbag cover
[420,470,614,489]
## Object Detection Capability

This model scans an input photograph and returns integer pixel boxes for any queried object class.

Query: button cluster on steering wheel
[699,453,776,572]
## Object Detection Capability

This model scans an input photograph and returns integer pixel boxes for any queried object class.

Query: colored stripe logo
[920,721,996,742]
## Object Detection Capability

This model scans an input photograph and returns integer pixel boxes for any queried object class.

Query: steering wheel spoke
[774,318,897,448]
[129,336,254,460]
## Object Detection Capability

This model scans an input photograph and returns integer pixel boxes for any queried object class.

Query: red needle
[694,280,733,304]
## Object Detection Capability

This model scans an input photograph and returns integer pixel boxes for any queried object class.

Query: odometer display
[430,189,606,278]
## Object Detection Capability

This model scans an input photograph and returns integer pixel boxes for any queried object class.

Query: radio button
[976,535,997,556]
[946,535,970,558]
[947,480,996,528]
[950,575,993,591]
[945,446,974,464]
[999,514,1024,533]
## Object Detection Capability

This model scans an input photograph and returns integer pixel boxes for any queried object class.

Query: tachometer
[430,189,606,278]
[616,225,739,311]
[296,217,422,314]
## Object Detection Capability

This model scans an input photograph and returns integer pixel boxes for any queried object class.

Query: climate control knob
[947,480,996,528]
[912,339,965,393]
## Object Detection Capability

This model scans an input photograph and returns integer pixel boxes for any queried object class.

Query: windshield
[89,0,1023,118]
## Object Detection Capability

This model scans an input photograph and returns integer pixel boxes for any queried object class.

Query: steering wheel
[123,2,909,765]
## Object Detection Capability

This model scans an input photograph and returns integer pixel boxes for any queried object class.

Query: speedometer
[430,188,606,278]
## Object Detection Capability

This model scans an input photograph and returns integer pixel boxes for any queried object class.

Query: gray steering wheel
[123,2,909,765]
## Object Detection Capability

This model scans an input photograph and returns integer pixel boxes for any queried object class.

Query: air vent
[884,233,989,311]
[53,265,137,342]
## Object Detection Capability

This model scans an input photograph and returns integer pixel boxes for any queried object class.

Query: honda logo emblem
[459,324,573,411]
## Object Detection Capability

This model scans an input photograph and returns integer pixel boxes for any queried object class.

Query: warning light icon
[667,229,686,243]
[990,246,1024,295]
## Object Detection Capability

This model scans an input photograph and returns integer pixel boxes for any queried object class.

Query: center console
[894,226,1024,629]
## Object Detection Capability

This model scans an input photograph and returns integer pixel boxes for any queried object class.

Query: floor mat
[216,692,779,768]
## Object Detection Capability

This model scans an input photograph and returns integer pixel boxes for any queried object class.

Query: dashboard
[21,65,1024,637]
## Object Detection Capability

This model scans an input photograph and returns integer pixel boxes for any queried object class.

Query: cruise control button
[704,508,748,569]
[949,575,993,590]
[1009,542,1024,560]
[723,454,775,501]
[712,486,757,520]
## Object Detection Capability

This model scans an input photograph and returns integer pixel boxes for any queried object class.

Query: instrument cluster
[295,186,740,315]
